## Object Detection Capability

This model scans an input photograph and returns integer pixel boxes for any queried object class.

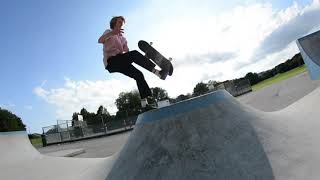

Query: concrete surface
[237,71,320,111]
[297,30,320,79]
[39,131,131,158]
[105,88,320,180]
[0,131,114,180]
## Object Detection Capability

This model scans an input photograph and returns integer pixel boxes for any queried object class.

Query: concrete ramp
[106,88,320,180]
[106,91,274,179]
[1,87,320,179]
[297,30,320,79]
[0,131,114,180]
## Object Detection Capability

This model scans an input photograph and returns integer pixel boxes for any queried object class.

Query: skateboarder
[98,16,167,110]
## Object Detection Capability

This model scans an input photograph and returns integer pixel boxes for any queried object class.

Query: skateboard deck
[138,40,173,76]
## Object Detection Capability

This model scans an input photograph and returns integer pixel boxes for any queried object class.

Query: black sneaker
[141,104,157,113]
[147,96,157,105]
[159,61,171,80]
[159,70,169,80]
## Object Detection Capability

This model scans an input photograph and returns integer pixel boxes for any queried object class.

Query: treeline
[244,53,304,85]
[166,53,305,103]
[173,81,215,102]
[70,83,213,126]
[70,87,171,126]
[0,107,26,132]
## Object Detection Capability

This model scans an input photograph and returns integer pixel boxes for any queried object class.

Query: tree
[80,108,89,117]
[193,82,209,97]
[208,80,219,87]
[275,62,290,74]
[151,87,169,101]
[0,107,26,132]
[244,72,260,85]
[71,112,80,127]
[175,94,190,102]
[80,108,99,125]
[97,105,110,116]
[207,80,219,90]
[115,91,141,118]
[96,105,112,124]
[72,112,79,121]
[291,53,304,66]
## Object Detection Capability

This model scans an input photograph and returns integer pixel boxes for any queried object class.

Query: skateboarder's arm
[98,31,113,44]
[99,29,119,44]
[98,29,124,44]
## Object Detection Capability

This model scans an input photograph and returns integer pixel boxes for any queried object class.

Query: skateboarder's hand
[99,29,123,43]
[112,28,124,36]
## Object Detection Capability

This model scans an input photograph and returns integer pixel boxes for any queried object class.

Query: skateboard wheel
[150,42,153,46]
[169,57,172,61]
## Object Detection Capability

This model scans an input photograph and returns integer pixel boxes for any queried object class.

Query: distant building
[157,99,170,108]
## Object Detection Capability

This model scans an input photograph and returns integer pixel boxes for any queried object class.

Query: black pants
[106,50,156,99]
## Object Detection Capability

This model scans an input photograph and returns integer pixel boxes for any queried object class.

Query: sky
[1,0,320,133]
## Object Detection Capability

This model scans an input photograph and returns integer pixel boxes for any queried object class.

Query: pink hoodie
[102,29,128,67]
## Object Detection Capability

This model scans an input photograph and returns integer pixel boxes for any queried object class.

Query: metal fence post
[101,115,107,134]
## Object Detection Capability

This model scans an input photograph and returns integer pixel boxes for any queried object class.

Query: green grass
[252,65,307,91]
[30,137,43,148]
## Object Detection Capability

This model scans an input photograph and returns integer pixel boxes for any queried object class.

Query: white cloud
[34,86,49,100]
[138,0,320,89]
[252,0,320,63]
[34,77,136,119]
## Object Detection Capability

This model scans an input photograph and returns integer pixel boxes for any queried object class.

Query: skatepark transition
[1,30,320,179]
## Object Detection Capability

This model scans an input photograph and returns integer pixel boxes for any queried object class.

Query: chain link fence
[42,116,137,146]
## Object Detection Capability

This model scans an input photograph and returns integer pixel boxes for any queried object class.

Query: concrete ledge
[44,148,85,157]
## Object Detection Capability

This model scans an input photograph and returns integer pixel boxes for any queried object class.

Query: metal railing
[42,116,137,146]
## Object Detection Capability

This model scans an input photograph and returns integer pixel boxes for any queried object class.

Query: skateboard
[138,40,173,76]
